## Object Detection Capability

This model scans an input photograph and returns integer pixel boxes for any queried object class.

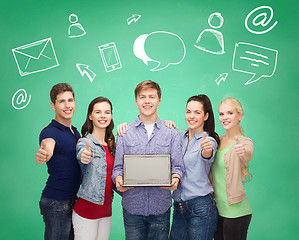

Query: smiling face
[135,88,161,122]
[51,91,75,124]
[89,102,112,130]
[218,102,243,131]
[185,100,209,134]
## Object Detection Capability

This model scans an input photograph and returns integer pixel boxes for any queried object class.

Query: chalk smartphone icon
[98,42,122,72]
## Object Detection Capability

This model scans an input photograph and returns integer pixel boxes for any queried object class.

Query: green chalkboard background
[1,0,298,239]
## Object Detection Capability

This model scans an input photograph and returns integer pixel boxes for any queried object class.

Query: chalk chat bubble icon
[133,34,155,65]
[232,42,278,85]
[133,31,186,71]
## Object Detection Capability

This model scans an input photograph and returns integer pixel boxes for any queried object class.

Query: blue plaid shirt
[112,117,185,216]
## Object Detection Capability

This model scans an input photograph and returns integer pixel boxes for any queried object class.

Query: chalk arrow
[127,14,141,25]
[215,73,228,85]
[76,64,96,83]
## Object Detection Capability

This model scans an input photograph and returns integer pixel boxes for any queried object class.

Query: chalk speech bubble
[232,42,278,85]
[133,31,186,71]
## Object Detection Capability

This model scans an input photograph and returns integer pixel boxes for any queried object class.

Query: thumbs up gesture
[200,132,213,158]
[36,138,55,164]
[234,136,245,156]
[41,139,47,150]
[36,140,49,164]
[80,141,92,164]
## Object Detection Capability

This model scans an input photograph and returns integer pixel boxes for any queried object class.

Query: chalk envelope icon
[133,31,186,71]
[232,42,278,85]
[12,38,59,76]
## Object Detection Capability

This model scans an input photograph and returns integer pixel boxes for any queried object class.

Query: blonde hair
[220,97,244,135]
[220,97,252,181]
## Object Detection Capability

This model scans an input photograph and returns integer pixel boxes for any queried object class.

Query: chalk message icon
[133,31,186,71]
[12,38,59,76]
[232,42,278,85]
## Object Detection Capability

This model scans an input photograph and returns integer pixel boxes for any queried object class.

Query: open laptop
[122,154,172,187]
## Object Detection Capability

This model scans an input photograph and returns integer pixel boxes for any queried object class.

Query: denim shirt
[76,133,107,205]
[112,117,185,216]
[173,130,217,202]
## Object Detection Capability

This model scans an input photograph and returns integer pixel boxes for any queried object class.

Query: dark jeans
[169,194,218,240]
[123,208,170,240]
[214,214,252,240]
[39,196,76,240]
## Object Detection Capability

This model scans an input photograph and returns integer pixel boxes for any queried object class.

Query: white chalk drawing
[76,64,96,82]
[215,73,228,85]
[12,89,31,110]
[98,42,122,72]
[12,38,59,76]
[245,6,278,34]
[194,12,225,54]
[133,31,186,71]
[232,42,278,85]
[68,13,86,38]
[127,14,141,25]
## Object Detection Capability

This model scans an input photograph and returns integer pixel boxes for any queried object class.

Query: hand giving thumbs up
[80,141,92,164]
[234,136,245,156]
[200,132,213,158]
[36,139,49,164]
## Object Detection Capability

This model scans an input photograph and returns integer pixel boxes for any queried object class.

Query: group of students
[36,80,254,240]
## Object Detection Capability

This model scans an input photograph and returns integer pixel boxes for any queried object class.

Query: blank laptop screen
[123,154,171,187]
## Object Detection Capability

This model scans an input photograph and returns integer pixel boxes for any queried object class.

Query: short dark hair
[50,83,74,103]
[134,80,161,100]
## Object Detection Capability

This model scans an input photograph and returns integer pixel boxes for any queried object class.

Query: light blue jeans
[123,208,170,240]
[39,196,76,240]
[169,194,218,240]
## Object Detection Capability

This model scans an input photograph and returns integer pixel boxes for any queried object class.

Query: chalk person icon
[68,13,86,38]
[194,12,225,54]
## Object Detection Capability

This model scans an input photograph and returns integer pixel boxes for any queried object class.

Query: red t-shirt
[74,145,114,219]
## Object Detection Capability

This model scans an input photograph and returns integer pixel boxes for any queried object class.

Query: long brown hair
[81,97,115,156]
[187,95,220,145]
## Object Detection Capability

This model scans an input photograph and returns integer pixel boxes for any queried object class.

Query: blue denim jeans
[169,194,218,240]
[123,208,170,240]
[39,196,76,240]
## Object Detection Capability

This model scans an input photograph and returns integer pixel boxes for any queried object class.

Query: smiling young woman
[168,94,219,240]
[212,98,254,240]
[72,97,116,240]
